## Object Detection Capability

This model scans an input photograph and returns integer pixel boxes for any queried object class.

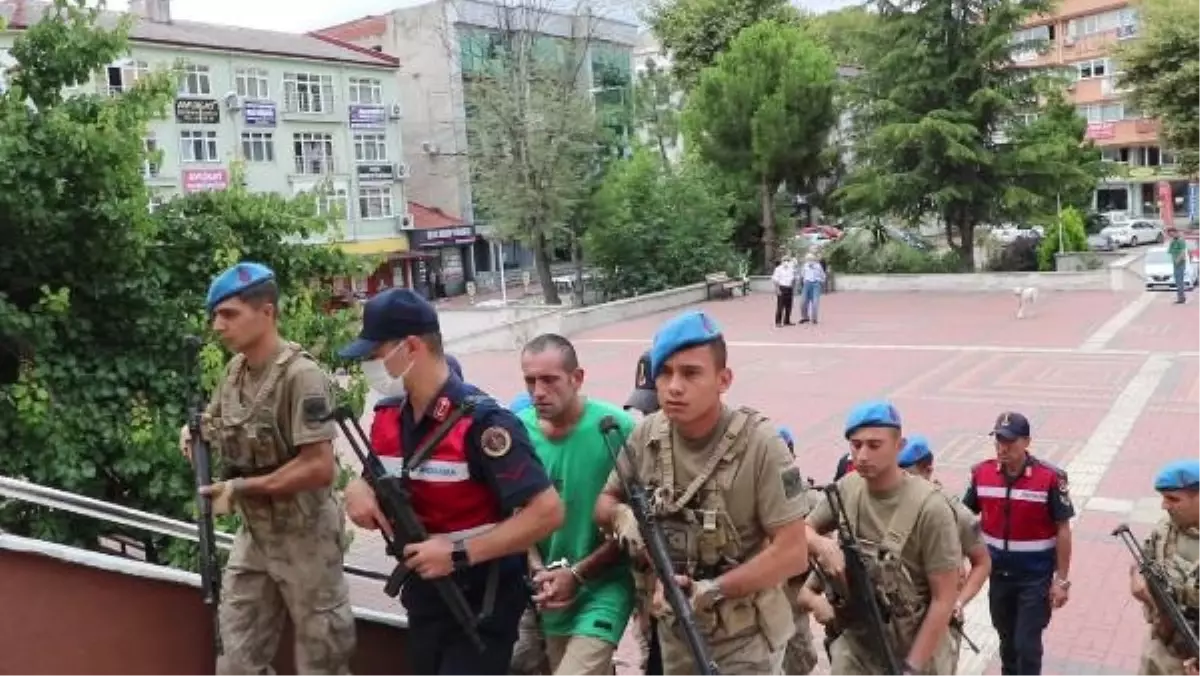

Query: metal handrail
[0,475,389,582]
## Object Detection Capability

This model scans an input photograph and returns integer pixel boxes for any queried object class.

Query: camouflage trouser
[216,505,355,675]
[659,622,784,676]
[782,610,818,675]
[510,608,550,675]
[1139,632,1187,675]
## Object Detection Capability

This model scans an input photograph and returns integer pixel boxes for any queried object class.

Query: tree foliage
[461,1,604,305]
[1037,206,1089,271]
[0,0,366,565]
[800,6,881,67]
[585,149,740,295]
[631,57,682,167]
[683,20,838,266]
[1116,0,1200,175]
[835,0,1105,270]
[644,0,801,88]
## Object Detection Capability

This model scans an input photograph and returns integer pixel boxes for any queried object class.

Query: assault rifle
[822,482,904,675]
[1113,523,1199,659]
[314,401,486,653]
[183,336,223,660]
[598,415,719,675]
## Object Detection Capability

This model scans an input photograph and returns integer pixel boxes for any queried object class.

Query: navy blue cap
[206,262,274,313]
[844,400,902,439]
[1154,459,1200,492]
[650,310,722,378]
[991,411,1031,440]
[898,435,933,468]
[338,288,440,360]
[778,426,796,452]
[624,351,659,414]
[510,392,533,414]
[446,354,463,380]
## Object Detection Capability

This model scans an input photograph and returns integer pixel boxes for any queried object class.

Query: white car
[1101,219,1165,247]
[1143,247,1198,290]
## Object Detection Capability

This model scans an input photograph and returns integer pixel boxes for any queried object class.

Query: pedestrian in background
[772,257,796,327]
[1168,228,1189,304]
[798,254,826,325]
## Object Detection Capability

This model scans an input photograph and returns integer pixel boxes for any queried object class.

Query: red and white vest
[971,458,1060,572]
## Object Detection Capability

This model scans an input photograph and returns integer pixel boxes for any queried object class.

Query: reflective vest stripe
[379,456,471,483]
[982,533,1055,552]
[976,485,1048,503]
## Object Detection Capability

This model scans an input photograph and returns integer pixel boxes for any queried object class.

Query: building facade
[319,0,637,293]
[0,0,443,289]
[1016,0,1196,224]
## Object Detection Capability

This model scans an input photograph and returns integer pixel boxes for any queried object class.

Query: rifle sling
[404,398,478,474]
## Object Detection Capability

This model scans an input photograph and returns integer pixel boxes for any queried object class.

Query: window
[1074,58,1109,80]
[179,130,219,163]
[315,187,350,218]
[353,133,388,162]
[1117,8,1139,38]
[178,64,212,96]
[143,137,161,177]
[0,49,13,94]
[106,59,149,94]
[1077,103,1130,123]
[283,72,334,113]
[235,68,270,100]
[1066,10,1121,38]
[358,186,394,219]
[241,132,275,162]
[148,194,167,214]
[348,77,383,105]
[1010,26,1051,62]
[293,132,334,174]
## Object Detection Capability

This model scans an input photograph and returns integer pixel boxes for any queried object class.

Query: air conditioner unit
[393,162,409,180]
[399,212,415,230]
[388,102,403,120]
[223,91,243,111]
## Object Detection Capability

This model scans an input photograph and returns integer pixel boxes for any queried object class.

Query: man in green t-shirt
[516,333,636,675]
[1167,228,1190,304]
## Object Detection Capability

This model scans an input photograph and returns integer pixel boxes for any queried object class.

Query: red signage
[1085,123,1116,140]
[1158,181,1174,224]
[182,168,229,193]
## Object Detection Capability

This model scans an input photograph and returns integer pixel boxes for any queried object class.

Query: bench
[704,271,750,300]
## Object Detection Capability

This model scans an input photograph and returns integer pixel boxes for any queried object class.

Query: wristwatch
[1053,575,1071,591]
[451,539,471,572]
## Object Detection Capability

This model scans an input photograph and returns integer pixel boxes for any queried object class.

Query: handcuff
[545,558,584,585]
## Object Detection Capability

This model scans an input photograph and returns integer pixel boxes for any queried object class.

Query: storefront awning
[335,237,409,255]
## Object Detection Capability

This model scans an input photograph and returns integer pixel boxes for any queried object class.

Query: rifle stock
[823,482,903,675]
[184,337,223,661]
[598,415,720,676]
[1113,523,1199,659]
[320,403,487,653]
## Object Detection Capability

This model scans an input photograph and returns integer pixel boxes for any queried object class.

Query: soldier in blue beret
[596,310,812,674]
[338,288,564,675]
[180,261,355,674]
[1130,458,1199,675]
[803,400,963,674]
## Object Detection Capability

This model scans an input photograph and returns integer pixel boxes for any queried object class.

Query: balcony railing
[294,156,335,175]
[283,92,337,115]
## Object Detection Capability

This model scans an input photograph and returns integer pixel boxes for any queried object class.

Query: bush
[1037,207,1089,271]
[825,228,961,273]
[988,237,1041,271]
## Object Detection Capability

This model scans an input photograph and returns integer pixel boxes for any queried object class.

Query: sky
[96,0,857,34]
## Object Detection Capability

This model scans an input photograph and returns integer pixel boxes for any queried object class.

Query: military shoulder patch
[302,395,329,428]
[480,426,512,458]
[781,466,804,499]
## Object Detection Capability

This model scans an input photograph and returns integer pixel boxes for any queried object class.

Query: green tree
[585,149,740,295]
[0,1,366,565]
[1000,91,1104,218]
[836,0,1105,270]
[632,57,682,167]
[683,20,838,265]
[800,6,881,67]
[1117,0,1200,175]
[644,0,801,89]
[460,1,604,305]
[1037,206,1089,271]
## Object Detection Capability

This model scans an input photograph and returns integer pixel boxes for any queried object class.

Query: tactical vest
[644,408,794,651]
[206,342,331,529]
[837,474,939,656]
[1147,518,1200,656]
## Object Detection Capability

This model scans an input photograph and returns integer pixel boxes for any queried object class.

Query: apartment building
[1016,0,1196,224]
[319,0,637,295]
[0,0,443,290]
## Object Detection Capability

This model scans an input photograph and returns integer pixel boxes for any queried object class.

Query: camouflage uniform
[204,342,355,674]
[1138,517,1199,676]
[783,483,823,675]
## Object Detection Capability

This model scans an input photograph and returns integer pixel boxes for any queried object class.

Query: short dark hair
[417,332,444,357]
[707,336,727,370]
[237,280,280,313]
[523,333,579,371]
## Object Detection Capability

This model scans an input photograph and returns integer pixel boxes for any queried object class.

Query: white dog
[1015,287,1039,319]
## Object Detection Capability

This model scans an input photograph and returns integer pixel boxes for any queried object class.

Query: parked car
[800,225,844,241]
[1143,247,1198,291]
[1087,233,1117,251]
[1101,219,1165,247]
[990,225,1044,245]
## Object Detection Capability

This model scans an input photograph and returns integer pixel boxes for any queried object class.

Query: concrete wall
[748,261,1144,293]
[438,305,557,340]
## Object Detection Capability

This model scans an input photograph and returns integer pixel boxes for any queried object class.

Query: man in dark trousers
[771,258,796,327]
[963,412,1074,675]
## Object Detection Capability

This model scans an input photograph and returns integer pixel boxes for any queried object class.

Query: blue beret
[650,310,723,378]
[205,262,275,313]
[844,400,902,439]
[898,435,933,468]
[509,392,533,414]
[1154,459,1200,492]
[778,426,795,451]
[338,289,440,360]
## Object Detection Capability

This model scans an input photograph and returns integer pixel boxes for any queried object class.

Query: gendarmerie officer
[962,412,1074,676]
[339,288,564,674]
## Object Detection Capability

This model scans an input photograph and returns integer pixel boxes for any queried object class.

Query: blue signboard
[243,101,276,128]
[349,104,386,129]
[1188,182,1198,222]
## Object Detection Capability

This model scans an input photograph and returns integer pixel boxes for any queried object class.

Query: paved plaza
[343,288,1198,675]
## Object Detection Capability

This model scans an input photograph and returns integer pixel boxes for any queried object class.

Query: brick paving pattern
[337,288,1197,675]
